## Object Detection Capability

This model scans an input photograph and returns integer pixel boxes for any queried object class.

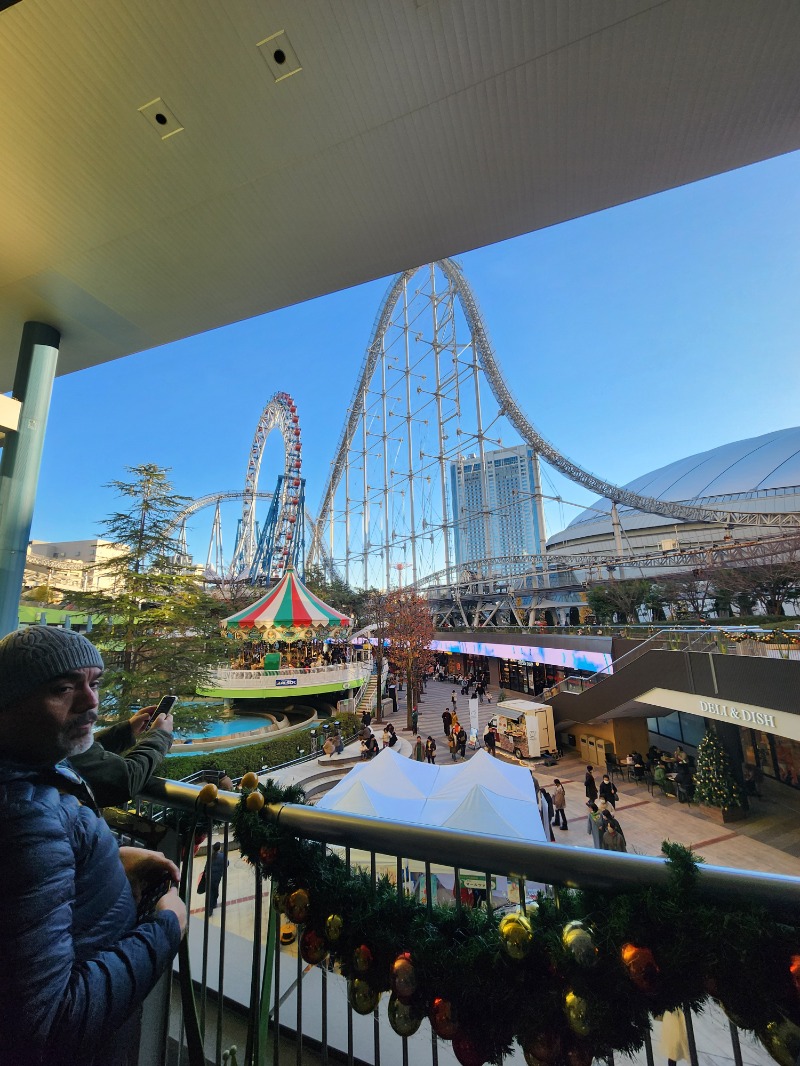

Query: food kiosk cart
[490,699,556,760]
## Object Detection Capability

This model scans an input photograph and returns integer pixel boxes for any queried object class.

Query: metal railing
[131,777,800,1066]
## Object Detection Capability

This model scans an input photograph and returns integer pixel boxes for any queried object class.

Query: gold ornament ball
[429,997,459,1040]
[325,913,344,942]
[759,1017,800,1066]
[390,953,418,1001]
[498,912,534,960]
[197,783,219,805]
[349,979,381,1016]
[241,771,259,791]
[246,790,265,812]
[561,921,597,966]
[388,994,423,1037]
[284,887,310,924]
[564,991,591,1037]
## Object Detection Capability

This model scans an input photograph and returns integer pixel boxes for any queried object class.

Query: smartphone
[148,694,177,726]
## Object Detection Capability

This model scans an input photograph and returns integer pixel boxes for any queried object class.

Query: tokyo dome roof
[550,427,800,543]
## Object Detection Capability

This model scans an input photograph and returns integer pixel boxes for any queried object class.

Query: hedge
[163,711,362,780]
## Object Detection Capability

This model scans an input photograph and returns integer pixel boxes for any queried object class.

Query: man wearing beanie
[0,626,186,1066]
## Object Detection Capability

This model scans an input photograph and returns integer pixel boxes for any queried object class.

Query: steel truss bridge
[307,258,800,598]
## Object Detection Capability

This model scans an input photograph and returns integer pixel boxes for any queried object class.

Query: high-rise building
[450,445,546,568]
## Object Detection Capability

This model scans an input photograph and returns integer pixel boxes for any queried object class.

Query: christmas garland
[232,777,800,1066]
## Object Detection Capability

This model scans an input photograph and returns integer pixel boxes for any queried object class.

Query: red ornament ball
[522,1031,563,1065]
[565,1043,594,1066]
[353,944,373,973]
[429,997,459,1040]
[259,845,278,867]
[790,955,800,997]
[452,1031,489,1066]
[300,929,327,965]
[621,943,660,996]
[390,953,418,1001]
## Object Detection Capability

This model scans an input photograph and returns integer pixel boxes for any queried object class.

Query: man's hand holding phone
[132,695,177,737]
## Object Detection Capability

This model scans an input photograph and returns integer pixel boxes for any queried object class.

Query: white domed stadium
[546,427,800,567]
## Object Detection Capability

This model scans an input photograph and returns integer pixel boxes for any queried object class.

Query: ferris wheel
[174,391,305,583]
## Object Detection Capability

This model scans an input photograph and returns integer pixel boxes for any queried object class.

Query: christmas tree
[694,729,743,809]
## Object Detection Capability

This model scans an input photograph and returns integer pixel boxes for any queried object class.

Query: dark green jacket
[71,721,173,807]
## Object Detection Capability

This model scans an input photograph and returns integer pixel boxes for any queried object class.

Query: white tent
[317,748,547,844]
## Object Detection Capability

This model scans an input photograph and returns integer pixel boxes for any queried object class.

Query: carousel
[197,568,370,700]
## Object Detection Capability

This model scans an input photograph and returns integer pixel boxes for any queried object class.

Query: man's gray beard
[66,732,94,758]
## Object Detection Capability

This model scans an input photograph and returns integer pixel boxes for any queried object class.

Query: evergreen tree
[694,728,743,809]
[70,464,230,713]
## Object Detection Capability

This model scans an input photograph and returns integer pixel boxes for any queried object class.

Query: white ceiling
[2,0,800,391]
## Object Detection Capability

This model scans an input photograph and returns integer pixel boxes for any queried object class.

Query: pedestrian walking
[425,736,437,764]
[553,779,568,830]
[442,709,452,737]
[586,802,603,848]
[584,765,598,804]
[456,726,467,759]
[601,819,627,852]
[599,774,618,809]
[539,785,556,842]
[413,735,425,761]
[483,723,496,755]
[448,732,458,761]
[411,706,419,734]
[451,690,457,711]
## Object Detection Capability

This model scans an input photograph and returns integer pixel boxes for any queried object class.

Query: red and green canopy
[222,568,351,640]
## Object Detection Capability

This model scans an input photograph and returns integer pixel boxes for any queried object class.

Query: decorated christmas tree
[694,729,743,809]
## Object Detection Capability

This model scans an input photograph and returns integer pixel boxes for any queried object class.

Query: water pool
[176,716,269,740]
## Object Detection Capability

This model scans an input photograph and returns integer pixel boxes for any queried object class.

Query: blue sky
[32,149,800,564]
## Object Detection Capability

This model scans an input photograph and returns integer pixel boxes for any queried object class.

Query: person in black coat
[598,773,618,809]
[584,765,598,804]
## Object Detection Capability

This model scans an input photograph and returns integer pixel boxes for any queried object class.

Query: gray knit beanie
[0,625,104,709]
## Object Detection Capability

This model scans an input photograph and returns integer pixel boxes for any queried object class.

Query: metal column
[0,322,60,637]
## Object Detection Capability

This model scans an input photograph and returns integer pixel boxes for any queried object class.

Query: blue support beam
[0,322,60,637]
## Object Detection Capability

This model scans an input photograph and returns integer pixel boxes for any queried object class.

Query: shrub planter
[700,804,748,824]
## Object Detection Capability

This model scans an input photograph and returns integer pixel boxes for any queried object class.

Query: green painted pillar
[0,322,60,637]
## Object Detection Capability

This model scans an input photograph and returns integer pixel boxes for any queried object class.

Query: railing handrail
[210,661,371,680]
[140,777,800,909]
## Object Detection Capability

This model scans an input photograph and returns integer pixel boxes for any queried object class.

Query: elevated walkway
[542,630,800,737]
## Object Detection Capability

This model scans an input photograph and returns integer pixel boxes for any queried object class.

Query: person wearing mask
[598,773,618,809]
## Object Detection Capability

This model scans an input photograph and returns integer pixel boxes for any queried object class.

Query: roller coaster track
[310,258,800,574]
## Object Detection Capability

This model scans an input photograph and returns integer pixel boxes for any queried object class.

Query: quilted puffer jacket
[0,760,182,1065]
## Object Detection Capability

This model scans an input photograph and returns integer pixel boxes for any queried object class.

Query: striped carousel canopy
[222,568,352,635]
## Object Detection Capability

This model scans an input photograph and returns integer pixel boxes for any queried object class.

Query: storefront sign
[640,687,800,742]
[276,677,298,687]
[459,874,497,891]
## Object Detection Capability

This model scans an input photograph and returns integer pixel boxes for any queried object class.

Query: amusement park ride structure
[173,391,306,585]
[170,260,800,613]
